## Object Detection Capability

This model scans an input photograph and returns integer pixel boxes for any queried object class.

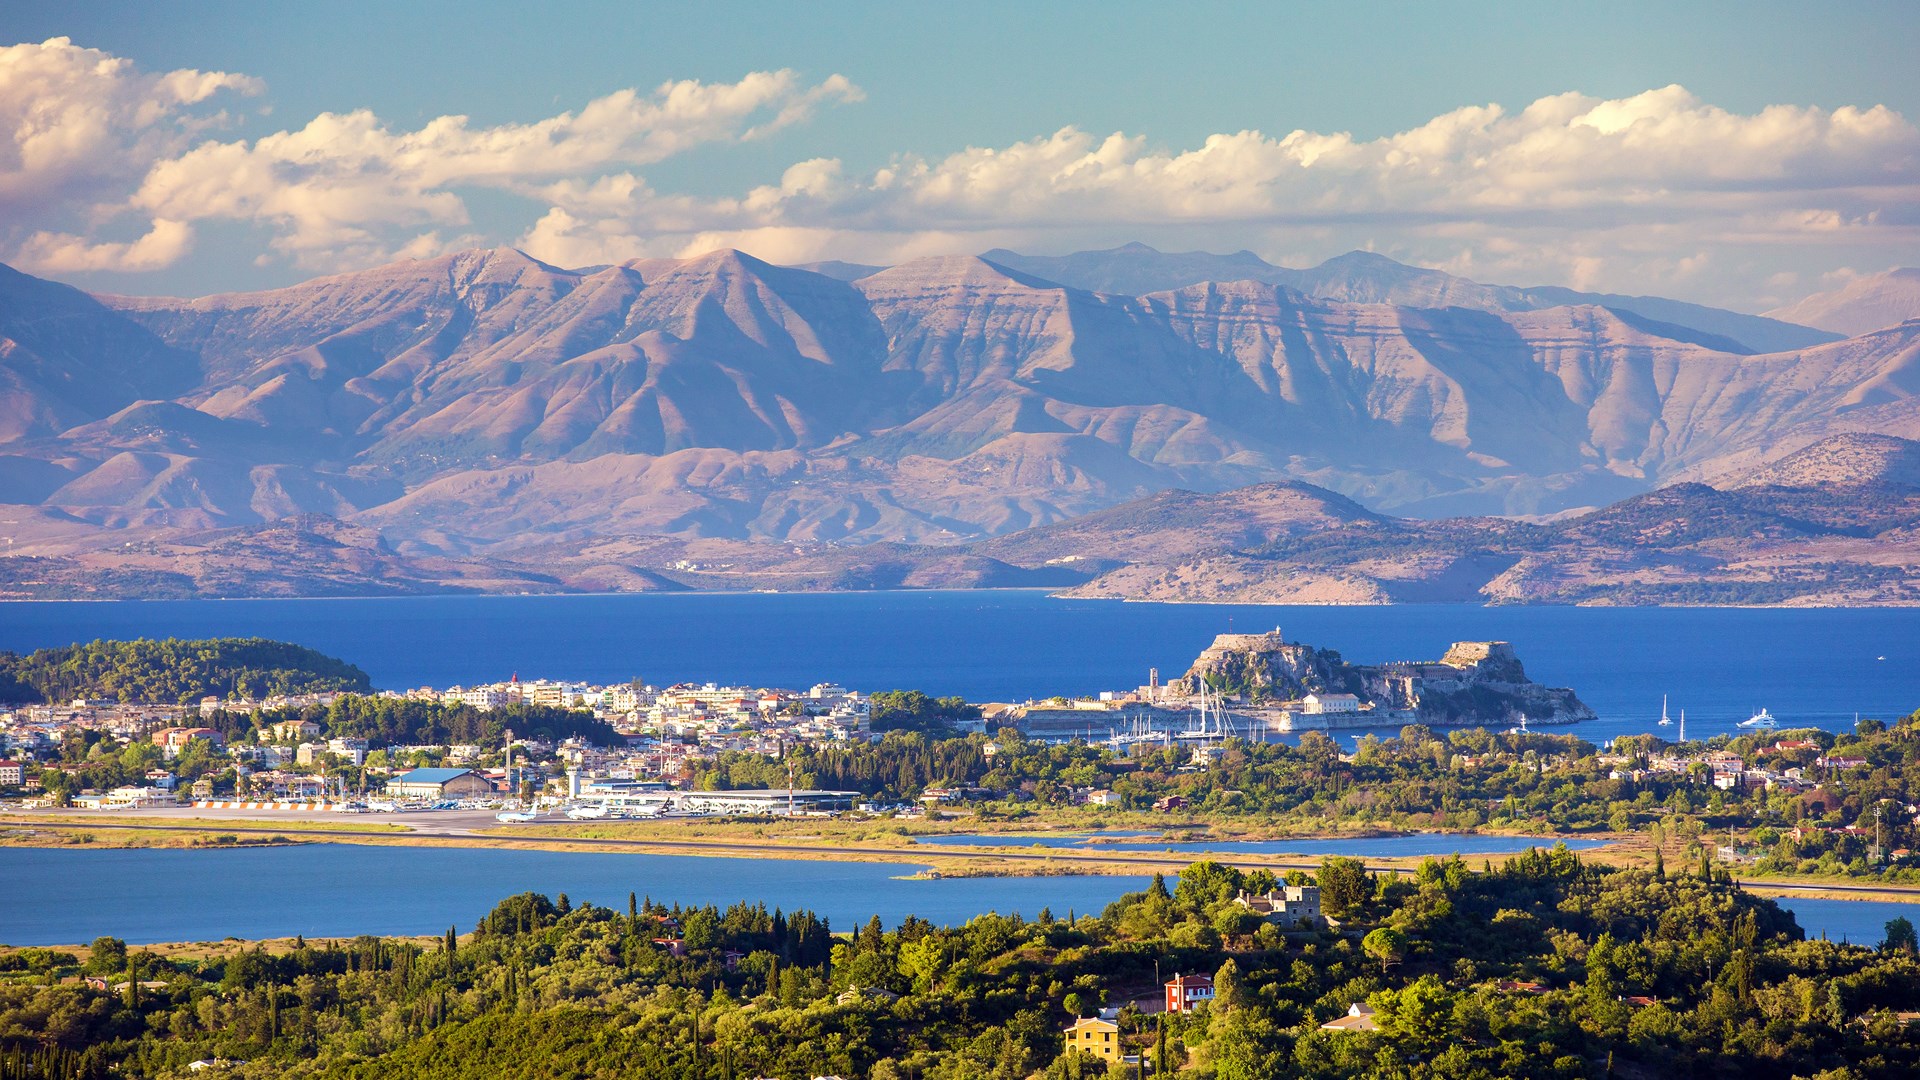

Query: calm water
[915,832,1609,856]
[0,846,1146,946]
[0,846,1909,948]
[1,592,1916,745]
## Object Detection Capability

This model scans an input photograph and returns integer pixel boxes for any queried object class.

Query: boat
[1107,712,1171,753]
[1738,708,1778,729]
[1504,715,1531,736]
[1174,680,1237,742]
[1657,695,1672,727]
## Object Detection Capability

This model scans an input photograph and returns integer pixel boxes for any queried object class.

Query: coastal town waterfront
[2,593,1917,743]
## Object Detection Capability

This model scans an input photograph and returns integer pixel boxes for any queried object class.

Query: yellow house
[1062,1016,1122,1065]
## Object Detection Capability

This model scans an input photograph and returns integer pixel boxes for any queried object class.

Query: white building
[1301,693,1361,715]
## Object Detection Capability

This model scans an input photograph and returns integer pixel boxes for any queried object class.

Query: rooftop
[391,767,475,784]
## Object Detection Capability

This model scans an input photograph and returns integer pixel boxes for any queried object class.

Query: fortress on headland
[1177,629,1591,731]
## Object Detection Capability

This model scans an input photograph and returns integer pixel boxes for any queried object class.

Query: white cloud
[125,69,862,270]
[13,218,193,273]
[6,42,1916,307]
[3,41,861,274]
[514,84,1920,305]
[0,37,259,271]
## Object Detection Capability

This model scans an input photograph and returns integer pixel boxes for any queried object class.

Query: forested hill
[0,637,371,704]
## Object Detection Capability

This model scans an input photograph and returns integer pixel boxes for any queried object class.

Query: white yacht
[1175,681,1238,742]
[1738,708,1778,729]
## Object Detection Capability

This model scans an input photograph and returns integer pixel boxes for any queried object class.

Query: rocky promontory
[1177,630,1593,729]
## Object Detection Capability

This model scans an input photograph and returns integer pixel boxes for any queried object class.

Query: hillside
[1022,434,1920,606]
[982,243,1838,353]
[1765,268,1920,337]
[0,636,371,704]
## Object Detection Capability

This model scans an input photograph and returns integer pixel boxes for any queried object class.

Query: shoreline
[3,588,1919,609]
[8,812,1920,905]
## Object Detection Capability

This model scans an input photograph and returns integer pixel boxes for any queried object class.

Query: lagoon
[0,845,1137,946]
[0,845,1912,949]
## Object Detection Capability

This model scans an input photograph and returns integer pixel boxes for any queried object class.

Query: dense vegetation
[0,639,370,705]
[867,690,982,734]
[2,851,1916,1078]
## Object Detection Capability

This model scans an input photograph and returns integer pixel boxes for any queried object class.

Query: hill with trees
[0,638,371,705]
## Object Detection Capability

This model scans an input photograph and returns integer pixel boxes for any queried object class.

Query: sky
[2,0,1917,310]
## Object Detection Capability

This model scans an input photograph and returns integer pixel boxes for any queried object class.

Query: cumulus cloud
[2,40,861,273]
[13,218,194,273]
[0,37,260,271]
[514,85,1920,303]
[6,41,1917,306]
[123,69,862,269]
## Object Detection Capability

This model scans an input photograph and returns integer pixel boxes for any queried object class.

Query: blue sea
[2,591,1915,746]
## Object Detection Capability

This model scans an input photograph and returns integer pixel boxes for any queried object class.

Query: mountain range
[1764,268,1920,339]
[2,243,1917,603]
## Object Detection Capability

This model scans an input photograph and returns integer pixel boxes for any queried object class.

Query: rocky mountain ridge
[2,245,1919,601]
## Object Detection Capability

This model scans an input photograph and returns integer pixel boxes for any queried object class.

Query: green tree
[1317,856,1371,918]
[1883,916,1918,955]
[1362,926,1408,970]
[1212,957,1245,1011]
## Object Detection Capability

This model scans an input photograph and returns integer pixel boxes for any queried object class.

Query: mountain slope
[1,248,1917,578]
[1765,269,1920,337]
[984,244,1837,353]
[0,264,200,441]
[1020,435,1920,606]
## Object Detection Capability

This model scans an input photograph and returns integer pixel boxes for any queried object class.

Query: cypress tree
[1653,847,1665,879]
[1155,1014,1168,1077]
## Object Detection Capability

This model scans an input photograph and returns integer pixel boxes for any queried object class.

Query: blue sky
[3,1,1917,308]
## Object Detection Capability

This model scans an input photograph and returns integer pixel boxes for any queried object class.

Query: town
[0,674,884,815]
[1,665,1910,873]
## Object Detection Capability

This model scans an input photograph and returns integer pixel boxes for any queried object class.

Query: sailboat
[1175,680,1237,742]
[1108,712,1170,753]
[1658,695,1673,727]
